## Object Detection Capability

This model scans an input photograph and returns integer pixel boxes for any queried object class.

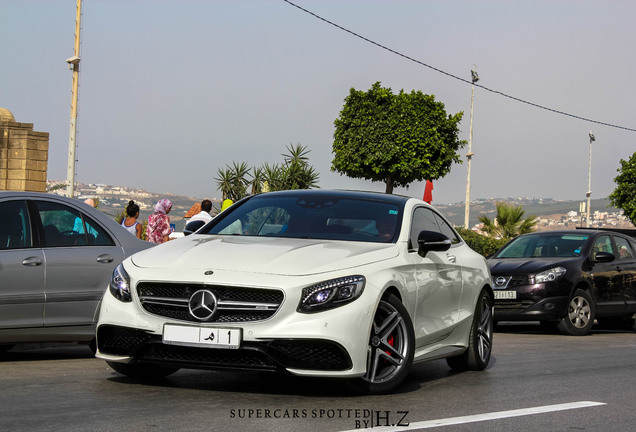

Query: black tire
[557,289,595,336]
[107,361,179,379]
[352,294,415,394]
[0,344,14,354]
[447,290,493,371]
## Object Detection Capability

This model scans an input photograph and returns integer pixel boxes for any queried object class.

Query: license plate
[494,290,517,300]
[163,324,241,349]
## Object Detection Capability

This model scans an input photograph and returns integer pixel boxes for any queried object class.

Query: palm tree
[478,202,537,240]
[214,167,234,200]
[280,143,319,190]
[214,162,250,202]
[249,166,266,195]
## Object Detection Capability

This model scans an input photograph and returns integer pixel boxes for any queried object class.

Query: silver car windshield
[203,195,402,243]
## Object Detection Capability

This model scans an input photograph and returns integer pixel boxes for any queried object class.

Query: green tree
[250,166,266,195]
[455,227,507,257]
[215,144,319,198]
[332,82,466,194]
[609,152,636,225]
[277,143,319,191]
[478,202,537,240]
[214,161,250,202]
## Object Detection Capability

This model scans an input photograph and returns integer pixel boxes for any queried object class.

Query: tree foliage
[478,202,537,240]
[215,143,319,201]
[609,152,636,225]
[331,82,466,194]
[455,227,507,257]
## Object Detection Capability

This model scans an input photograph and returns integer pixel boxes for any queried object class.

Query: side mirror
[593,251,615,263]
[184,220,206,236]
[417,230,451,257]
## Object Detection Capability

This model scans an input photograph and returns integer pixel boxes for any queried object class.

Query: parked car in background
[97,189,494,394]
[0,192,152,352]
[489,230,636,335]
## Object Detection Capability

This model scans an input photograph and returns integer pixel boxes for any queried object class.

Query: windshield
[494,233,589,258]
[201,194,403,243]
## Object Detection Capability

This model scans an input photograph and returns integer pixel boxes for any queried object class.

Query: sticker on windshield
[389,210,398,215]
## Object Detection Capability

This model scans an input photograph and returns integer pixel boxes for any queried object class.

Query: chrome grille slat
[136,282,284,323]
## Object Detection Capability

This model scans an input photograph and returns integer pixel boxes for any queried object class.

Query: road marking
[339,401,606,431]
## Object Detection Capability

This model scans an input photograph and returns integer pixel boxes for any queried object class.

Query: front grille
[97,325,157,356]
[97,325,352,372]
[267,340,352,370]
[136,282,284,323]
[493,275,530,289]
[494,300,534,312]
[141,344,279,371]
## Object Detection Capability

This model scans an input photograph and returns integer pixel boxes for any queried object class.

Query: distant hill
[48,180,628,232]
[432,197,621,228]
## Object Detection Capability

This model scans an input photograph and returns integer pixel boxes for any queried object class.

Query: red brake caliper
[385,334,394,356]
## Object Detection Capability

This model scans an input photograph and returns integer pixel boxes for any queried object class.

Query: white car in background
[96,190,493,393]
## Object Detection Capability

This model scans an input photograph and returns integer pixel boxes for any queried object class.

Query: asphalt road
[1,323,635,432]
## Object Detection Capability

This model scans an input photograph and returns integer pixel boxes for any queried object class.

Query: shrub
[455,227,507,257]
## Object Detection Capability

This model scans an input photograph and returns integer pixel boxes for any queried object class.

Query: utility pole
[464,65,478,229]
[586,131,595,227]
[66,0,82,198]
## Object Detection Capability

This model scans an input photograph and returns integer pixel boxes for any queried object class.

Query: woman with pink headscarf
[146,199,173,244]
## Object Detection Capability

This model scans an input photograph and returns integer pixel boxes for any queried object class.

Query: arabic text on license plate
[494,290,517,300]
[163,324,241,349]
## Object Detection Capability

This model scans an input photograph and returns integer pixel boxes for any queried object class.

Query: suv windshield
[494,233,589,258]
[201,194,403,243]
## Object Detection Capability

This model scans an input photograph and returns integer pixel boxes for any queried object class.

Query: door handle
[446,253,457,263]
[97,254,114,263]
[22,256,43,266]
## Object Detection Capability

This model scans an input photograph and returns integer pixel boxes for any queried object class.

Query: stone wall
[0,119,49,192]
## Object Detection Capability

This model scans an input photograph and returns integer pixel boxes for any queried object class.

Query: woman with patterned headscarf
[146,199,173,244]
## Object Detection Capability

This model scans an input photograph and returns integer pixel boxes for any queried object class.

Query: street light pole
[66,0,82,198]
[586,131,595,227]
[464,65,479,229]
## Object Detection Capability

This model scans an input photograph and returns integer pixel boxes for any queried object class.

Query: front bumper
[493,280,569,321]
[494,295,569,321]
[97,324,352,372]
[96,269,378,378]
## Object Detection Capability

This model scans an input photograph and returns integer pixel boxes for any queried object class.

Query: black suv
[489,229,636,335]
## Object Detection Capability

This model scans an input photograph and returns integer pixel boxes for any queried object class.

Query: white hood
[131,235,398,276]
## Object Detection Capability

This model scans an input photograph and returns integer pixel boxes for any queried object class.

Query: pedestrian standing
[147,199,173,244]
[121,200,143,239]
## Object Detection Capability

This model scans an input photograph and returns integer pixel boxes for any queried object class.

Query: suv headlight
[109,264,132,302]
[533,267,566,284]
[298,275,365,313]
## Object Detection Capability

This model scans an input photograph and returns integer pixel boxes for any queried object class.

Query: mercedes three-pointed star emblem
[188,289,218,321]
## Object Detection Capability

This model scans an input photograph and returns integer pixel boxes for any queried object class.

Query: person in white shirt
[189,199,213,224]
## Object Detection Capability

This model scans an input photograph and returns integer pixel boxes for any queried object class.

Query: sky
[2,0,635,205]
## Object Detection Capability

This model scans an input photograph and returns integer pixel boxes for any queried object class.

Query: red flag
[423,180,433,204]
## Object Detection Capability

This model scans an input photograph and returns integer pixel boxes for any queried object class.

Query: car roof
[0,191,138,244]
[249,189,411,206]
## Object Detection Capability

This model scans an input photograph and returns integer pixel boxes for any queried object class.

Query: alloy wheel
[364,299,411,384]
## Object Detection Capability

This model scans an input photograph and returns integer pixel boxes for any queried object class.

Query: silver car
[0,192,152,352]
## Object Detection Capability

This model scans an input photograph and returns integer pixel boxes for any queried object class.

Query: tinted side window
[592,235,614,259]
[35,201,114,247]
[614,236,634,260]
[410,207,441,249]
[0,200,32,249]
[433,212,460,244]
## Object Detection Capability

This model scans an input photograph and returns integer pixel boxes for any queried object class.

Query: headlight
[298,275,365,313]
[109,264,132,302]
[533,267,566,284]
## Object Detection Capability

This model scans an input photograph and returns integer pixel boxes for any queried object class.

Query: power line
[283,0,636,133]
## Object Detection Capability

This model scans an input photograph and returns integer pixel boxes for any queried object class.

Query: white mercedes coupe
[96,190,493,393]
